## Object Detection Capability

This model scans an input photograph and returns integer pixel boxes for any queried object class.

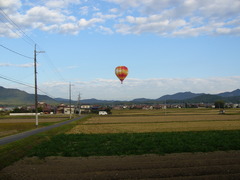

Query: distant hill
[131,90,240,104]
[0,86,57,105]
[132,98,154,102]
[1,86,240,105]
[157,92,203,101]
[54,98,69,103]
[54,98,115,105]
[80,98,115,104]
[217,89,240,97]
[186,94,224,103]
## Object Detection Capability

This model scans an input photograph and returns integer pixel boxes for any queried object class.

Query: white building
[64,106,75,114]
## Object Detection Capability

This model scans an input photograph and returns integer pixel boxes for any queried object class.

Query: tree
[104,107,112,114]
[214,100,225,109]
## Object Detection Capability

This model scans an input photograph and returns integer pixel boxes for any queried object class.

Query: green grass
[29,130,240,158]
[0,115,90,170]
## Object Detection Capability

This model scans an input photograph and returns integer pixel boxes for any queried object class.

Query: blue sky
[0,0,240,100]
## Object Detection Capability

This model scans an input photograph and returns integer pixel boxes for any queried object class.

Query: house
[64,105,75,114]
[80,104,92,114]
[38,102,54,114]
[56,104,66,114]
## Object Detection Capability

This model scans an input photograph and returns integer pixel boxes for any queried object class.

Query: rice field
[0,114,69,123]
[0,114,70,138]
[67,109,240,134]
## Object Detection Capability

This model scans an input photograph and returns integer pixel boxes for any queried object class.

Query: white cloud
[1,0,240,37]
[39,24,58,32]
[0,0,22,13]
[116,15,187,35]
[25,6,66,24]
[109,0,240,36]
[0,63,34,68]
[78,18,104,29]
[79,6,89,15]
[45,0,66,8]
[59,23,78,34]
[94,12,118,20]
[98,26,114,34]
[0,25,20,38]
[40,76,240,100]
[45,0,81,9]
[104,0,143,8]
[109,8,118,13]
[1,5,70,35]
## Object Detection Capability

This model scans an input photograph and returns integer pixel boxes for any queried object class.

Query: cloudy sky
[0,0,240,100]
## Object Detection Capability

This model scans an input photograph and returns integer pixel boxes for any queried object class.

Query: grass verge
[29,130,240,158]
[0,115,89,170]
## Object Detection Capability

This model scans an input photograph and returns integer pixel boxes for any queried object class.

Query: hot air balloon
[115,66,128,84]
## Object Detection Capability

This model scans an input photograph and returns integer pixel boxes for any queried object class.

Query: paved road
[0,115,86,146]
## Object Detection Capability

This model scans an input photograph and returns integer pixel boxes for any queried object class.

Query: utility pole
[34,44,44,127]
[77,93,81,115]
[34,45,38,127]
[69,82,72,119]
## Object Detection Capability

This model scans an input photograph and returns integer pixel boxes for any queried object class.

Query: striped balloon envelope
[115,66,128,84]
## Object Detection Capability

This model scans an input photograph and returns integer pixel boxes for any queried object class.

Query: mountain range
[132,89,240,104]
[0,86,240,105]
[0,86,57,105]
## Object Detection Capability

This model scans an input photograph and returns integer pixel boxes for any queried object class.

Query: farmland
[29,108,240,157]
[0,114,70,138]
[68,108,240,134]
[1,108,240,179]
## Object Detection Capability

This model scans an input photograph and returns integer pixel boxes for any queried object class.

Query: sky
[0,0,240,101]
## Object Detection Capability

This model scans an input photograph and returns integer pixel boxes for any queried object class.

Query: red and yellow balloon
[115,66,128,84]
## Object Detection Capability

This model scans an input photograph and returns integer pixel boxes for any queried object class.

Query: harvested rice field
[67,109,240,134]
[0,115,70,138]
[2,109,240,179]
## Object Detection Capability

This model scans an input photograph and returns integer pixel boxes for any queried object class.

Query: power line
[42,52,67,82]
[35,43,67,82]
[0,45,65,100]
[0,8,68,101]
[37,88,57,100]
[0,7,36,47]
[0,17,23,39]
[0,74,34,88]
[0,44,33,59]
[0,73,57,100]
[0,8,67,83]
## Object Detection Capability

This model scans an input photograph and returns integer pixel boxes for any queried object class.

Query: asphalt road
[0,115,86,146]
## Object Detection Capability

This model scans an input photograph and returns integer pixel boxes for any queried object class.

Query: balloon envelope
[115,66,128,84]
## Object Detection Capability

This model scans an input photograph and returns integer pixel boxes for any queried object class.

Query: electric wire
[35,44,68,92]
[0,44,33,59]
[0,7,68,101]
[0,74,34,89]
[42,52,67,82]
[0,17,24,39]
[0,7,67,83]
[0,7,36,47]
[0,74,58,101]
[0,37,67,100]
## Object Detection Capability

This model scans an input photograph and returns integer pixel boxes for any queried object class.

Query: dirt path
[1,151,240,179]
